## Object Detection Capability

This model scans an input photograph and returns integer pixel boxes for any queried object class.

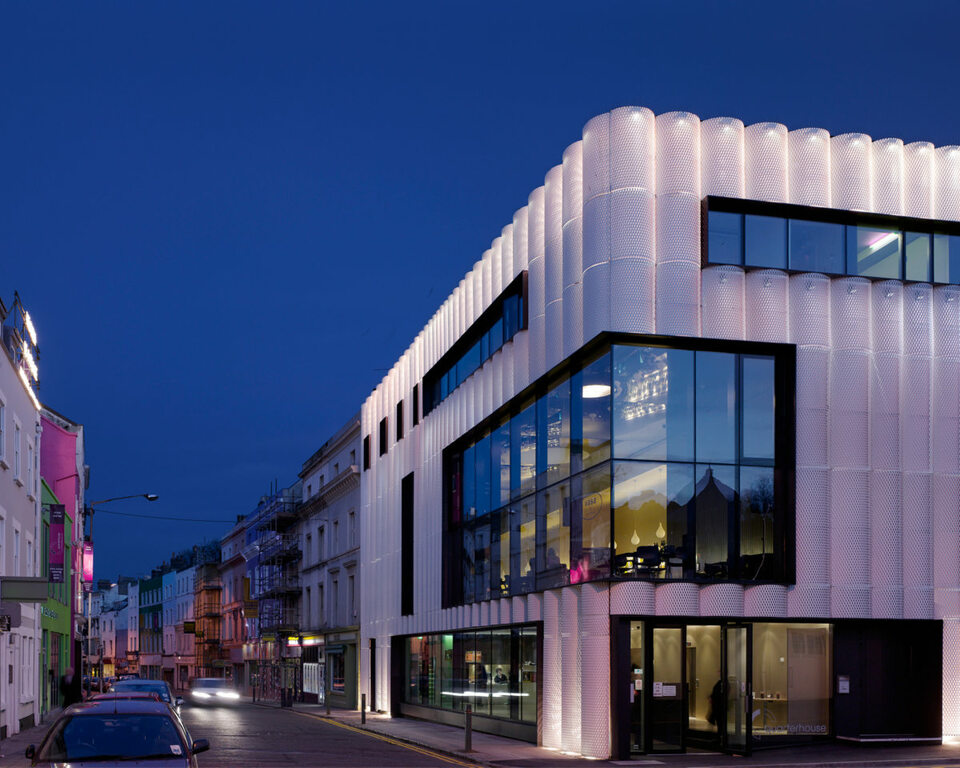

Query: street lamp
[83,493,159,691]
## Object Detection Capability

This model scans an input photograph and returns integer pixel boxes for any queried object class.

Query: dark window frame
[441,331,796,609]
[379,418,388,457]
[396,401,404,442]
[423,271,528,416]
[702,195,960,282]
[412,384,420,426]
[363,435,371,470]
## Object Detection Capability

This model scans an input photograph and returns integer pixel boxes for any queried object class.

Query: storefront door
[723,624,752,755]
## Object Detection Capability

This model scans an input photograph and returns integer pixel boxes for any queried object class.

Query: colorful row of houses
[0,294,89,740]
[84,415,362,708]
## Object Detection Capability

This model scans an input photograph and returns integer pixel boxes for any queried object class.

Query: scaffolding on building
[192,541,222,679]
[247,482,302,703]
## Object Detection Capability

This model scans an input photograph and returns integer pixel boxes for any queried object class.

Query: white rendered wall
[360,108,960,752]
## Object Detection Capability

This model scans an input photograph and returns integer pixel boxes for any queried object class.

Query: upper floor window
[423,272,528,416]
[363,436,371,470]
[379,418,388,456]
[443,334,794,607]
[704,195,960,283]
[14,423,21,480]
[412,384,420,426]
[396,401,404,442]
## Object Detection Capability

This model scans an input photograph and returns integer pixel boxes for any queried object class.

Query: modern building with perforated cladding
[359,107,960,758]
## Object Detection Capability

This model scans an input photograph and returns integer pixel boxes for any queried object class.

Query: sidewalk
[0,720,51,766]
[257,700,960,768]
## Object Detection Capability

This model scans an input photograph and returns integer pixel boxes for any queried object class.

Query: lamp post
[84,494,159,692]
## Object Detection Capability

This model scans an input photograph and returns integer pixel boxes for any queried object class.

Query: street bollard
[361,693,366,725]
[464,704,472,752]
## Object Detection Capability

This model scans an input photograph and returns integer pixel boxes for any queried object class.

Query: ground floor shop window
[403,625,538,725]
[753,623,831,738]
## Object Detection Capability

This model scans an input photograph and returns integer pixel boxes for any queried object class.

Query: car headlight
[217,691,240,699]
[192,691,211,699]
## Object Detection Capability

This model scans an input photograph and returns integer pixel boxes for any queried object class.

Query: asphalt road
[182,702,473,768]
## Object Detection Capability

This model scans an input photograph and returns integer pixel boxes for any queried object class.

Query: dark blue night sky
[3,0,958,578]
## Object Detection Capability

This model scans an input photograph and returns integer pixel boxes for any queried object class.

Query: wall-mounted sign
[82,542,94,589]
[838,675,850,694]
[49,504,65,583]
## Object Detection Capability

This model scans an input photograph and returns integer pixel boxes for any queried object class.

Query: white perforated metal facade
[360,107,960,756]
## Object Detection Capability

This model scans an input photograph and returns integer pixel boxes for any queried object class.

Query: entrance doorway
[628,622,753,755]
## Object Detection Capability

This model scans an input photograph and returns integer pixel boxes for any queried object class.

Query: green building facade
[40,480,73,716]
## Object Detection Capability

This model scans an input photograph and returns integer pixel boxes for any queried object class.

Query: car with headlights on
[25,697,210,767]
[108,679,183,715]
[189,677,241,705]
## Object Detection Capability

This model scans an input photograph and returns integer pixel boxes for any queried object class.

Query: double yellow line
[292,709,484,768]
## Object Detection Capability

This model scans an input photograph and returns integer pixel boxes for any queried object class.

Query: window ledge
[13,476,23,487]
[0,457,7,470]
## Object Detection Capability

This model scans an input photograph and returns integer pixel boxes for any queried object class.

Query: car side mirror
[175,696,183,707]
[191,738,210,754]
[25,744,36,759]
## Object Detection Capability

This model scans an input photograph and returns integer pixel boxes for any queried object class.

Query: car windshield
[112,682,171,702]
[38,714,186,761]
[194,679,231,689]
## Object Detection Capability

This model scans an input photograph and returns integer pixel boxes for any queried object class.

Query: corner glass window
[744,215,788,269]
[788,219,844,274]
[492,422,511,509]
[905,232,932,282]
[537,380,570,488]
[740,465,779,580]
[572,464,611,581]
[846,226,901,279]
[612,461,695,579]
[580,352,611,469]
[511,402,537,498]
[695,351,736,464]
[708,211,743,265]
[695,464,736,578]
[613,346,694,462]
[537,482,571,589]
[742,356,776,462]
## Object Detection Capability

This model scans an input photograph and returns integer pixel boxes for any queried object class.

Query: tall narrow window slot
[401,472,415,616]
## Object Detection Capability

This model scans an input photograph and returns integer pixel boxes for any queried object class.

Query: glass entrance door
[724,624,752,755]
[650,627,685,752]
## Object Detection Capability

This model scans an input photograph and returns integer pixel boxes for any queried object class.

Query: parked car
[189,677,241,705]
[109,679,183,715]
[25,697,210,766]
[116,672,141,680]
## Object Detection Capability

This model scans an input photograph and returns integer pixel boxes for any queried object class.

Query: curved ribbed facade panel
[360,107,960,757]
[936,146,960,220]
[609,106,655,192]
[831,133,872,212]
[745,269,789,343]
[872,138,904,216]
[656,111,700,196]
[701,265,744,340]
[905,141,935,218]
[788,127,831,207]
[745,122,787,203]
[700,116,744,198]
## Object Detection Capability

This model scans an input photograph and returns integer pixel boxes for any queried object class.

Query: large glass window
[581,353,611,469]
[614,346,693,462]
[706,198,960,285]
[444,338,791,606]
[905,232,932,282]
[538,380,570,487]
[613,462,694,579]
[573,465,611,582]
[708,211,743,265]
[511,402,537,499]
[753,623,831,737]
[537,482,571,589]
[695,351,736,464]
[744,215,787,269]
[403,626,539,728]
[846,226,901,279]
[789,220,845,274]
